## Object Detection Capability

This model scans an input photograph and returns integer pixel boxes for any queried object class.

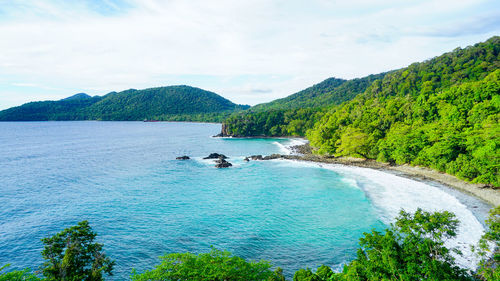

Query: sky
[0,0,499,110]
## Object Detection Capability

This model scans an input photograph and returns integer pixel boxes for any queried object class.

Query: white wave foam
[273,141,291,155]
[191,157,216,166]
[273,138,308,155]
[270,159,319,168]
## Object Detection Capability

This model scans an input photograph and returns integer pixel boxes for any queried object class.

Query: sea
[0,121,491,279]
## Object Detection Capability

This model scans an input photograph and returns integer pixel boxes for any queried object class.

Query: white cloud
[0,0,498,109]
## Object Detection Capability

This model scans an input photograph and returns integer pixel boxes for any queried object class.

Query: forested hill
[0,85,249,122]
[250,73,387,112]
[222,36,500,186]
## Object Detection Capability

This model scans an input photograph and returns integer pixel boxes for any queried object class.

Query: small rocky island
[177,153,233,168]
[215,157,232,168]
[203,153,232,168]
[203,153,227,160]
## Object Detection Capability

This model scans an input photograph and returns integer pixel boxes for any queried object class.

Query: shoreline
[267,146,500,207]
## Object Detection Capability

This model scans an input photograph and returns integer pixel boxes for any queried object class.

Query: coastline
[270,144,500,207]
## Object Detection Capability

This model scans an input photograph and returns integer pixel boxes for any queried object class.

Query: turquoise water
[0,122,485,279]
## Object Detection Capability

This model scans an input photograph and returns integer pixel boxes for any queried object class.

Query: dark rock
[215,161,232,168]
[203,153,228,159]
[243,157,249,162]
[212,156,232,168]
[290,143,312,155]
[176,156,190,160]
[250,155,263,160]
[215,157,228,164]
[262,154,282,160]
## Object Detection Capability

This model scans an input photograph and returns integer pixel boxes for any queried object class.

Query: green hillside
[250,74,387,112]
[0,85,249,122]
[223,36,500,186]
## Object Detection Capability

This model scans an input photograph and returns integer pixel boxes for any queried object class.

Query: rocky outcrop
[249,155,263,160]
[290,143,312,155]
[176,156,190,160]
[204,153,228,159]
[245,154,284,161]
[262,154,283,160]
[215,157,232,168]
[213,123,231,137]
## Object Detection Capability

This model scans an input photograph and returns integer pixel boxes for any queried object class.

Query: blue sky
[0,0,499,109]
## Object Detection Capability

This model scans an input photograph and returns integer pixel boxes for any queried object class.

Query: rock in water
[215,157,226,164]
[176,156,190,160]
[214,157,232,168]
[243,157,249,162]
[215,162,232,168]
[263,154,282,160]
[250,155,263,160]
[203,153,228,159]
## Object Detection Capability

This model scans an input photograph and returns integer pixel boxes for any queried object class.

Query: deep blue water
[1,121,467,278]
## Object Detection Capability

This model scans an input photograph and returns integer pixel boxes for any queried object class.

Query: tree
[131,248,282,281]
[335,127,373,158]
[339,209,473,281]
[293,265,334,281]
[0,265,41,281]
[40,221,114,281]
[293,268,320,281]
[474,206,500,281]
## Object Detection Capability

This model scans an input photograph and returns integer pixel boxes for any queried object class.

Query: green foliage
[0,86,249,122]
[293,269,320,281]
[306,37,500,186]
[292,265,334,281]
[0,265,41,281]
[474,206,500,281]
[40,221,114,281]
[309,69,499,186]
[334,127,374,158]
[131,248,281,281]
[268,267,286,281]
[339,209,472,281]
[223,108,326,137]
[251,74,387,112]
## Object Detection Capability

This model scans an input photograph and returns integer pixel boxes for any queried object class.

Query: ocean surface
[0,122,490,279]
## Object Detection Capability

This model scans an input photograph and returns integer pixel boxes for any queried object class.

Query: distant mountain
[62,93,92,100]
[250,74,386,111]
[0,85,249,122]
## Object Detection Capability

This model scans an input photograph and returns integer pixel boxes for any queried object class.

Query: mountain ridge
[0,85,249,122]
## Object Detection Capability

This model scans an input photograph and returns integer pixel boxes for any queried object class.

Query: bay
[0,121,488,279]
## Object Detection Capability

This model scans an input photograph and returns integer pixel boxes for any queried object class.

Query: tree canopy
[131,248,284,281]
[40,221,114,281]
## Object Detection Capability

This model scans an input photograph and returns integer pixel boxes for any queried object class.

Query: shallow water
[0,122,489,279]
